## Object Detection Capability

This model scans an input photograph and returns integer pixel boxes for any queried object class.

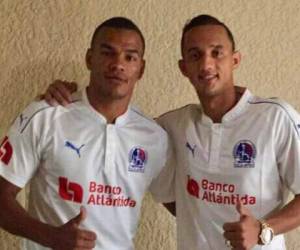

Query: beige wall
[0,0,299,249]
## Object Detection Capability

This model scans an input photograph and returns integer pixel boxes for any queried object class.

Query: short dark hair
[181,14,236,55]
[90,17,145,55]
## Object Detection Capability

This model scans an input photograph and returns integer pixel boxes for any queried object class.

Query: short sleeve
[149,120,176,203]
[0,102,46,187]
[276,103,300,194]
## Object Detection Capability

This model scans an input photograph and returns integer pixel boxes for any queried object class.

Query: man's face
[179,25,240,99]
[86,27,145,101]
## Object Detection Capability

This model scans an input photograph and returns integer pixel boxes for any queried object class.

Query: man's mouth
[105,75,127,84]
[199,74,218,83]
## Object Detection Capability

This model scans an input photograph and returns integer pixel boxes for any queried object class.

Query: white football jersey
[0,89,169,250]
[154,87,300,250]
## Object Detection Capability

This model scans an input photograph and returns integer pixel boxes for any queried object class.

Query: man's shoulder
[248,96,299,118]
[248,96,300,136]
[16,100,53,128]
[129,106,164,130]
[249,95,289,107]
[15,99,83,133]
[157,104,200,124]
[127,106,171,144]
[22,99,79,121]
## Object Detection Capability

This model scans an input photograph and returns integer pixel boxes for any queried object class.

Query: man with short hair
[0,17,170,250]
[157,14,300,250]
[42,14,300,250]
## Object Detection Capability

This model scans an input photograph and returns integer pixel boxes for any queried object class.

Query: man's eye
[126,55,137,62]
[188,52,200,61]
[100,51,111,56]
[212,50,222,58]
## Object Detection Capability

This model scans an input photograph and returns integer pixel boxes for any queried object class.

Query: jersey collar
[200,86,253,125]
[222,86,252,122]
[80,88,131,126]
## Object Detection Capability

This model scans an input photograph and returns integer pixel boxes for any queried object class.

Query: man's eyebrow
[125,49,140,55]
[211,44,224,49]
[100,43,114,50]
[187,44,224,53]
[100,43,141,55]
[187,47,200,53]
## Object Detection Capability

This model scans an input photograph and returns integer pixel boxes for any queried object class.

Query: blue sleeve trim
[248,100,300,137]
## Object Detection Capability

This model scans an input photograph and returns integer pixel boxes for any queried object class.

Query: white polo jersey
[154,87,300,250]
[0,89,169,250]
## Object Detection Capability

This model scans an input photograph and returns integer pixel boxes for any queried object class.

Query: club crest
[233,140,256,168]
[128,147,147,173]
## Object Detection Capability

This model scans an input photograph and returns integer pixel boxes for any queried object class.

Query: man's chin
[195,83,219,97]
[103,91,128,101]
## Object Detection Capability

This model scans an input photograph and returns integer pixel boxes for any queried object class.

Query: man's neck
[200,86,242,123]
[86,87,130,124]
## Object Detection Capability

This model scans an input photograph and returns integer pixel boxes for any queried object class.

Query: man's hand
[44,80,78,106]
[223,201,260,250]
[52,206,97,250]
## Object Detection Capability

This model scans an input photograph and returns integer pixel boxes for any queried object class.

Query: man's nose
[199,54,214,72]
[109,54,125,72]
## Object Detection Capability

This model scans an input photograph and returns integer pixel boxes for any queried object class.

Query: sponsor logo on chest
[186,175,256,206]
[58,177,137,207]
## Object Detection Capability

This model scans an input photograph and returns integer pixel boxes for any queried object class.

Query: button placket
[104,124,116,173]
[209,124,222,169]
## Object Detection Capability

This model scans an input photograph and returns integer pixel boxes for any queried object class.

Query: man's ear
[178,59,188,77]
[85,48,92,70]
[232,51,241,70]
[138,59,146,79]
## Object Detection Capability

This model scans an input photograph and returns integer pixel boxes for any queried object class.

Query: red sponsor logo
[59,177,83,203]
[88,181,136,207]
[187,175,200,198]
[186,175,256,205]
[0,136,13,165]
[58,178,137,207]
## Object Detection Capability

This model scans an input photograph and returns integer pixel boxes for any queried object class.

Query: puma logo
[65,141,85,158]
[186,142,196,157]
